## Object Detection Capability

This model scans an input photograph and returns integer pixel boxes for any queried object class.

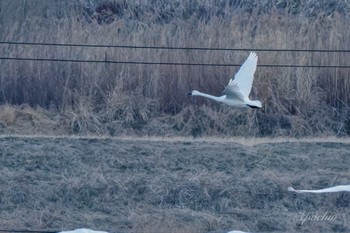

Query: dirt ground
[0,136,349,233]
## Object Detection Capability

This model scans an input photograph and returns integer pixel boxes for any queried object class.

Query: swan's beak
[187,92,192,96]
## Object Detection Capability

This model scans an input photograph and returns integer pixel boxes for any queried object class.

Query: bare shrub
[0,104,69,135]
[0,104,17,126]
[70,94,105,135]
[101,84,158,135]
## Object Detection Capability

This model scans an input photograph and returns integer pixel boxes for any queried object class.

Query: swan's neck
[192,91,225,102]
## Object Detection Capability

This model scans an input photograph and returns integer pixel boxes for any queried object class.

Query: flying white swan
[227,230,251,233]
[188,52,262,108]
[288,185,350,193]
[59,229,108,233]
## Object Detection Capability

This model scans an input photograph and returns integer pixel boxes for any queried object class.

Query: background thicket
[0,0,350,137]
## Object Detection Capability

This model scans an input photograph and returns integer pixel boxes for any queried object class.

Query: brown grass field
[0,136,349,233]
[0,1,350,233]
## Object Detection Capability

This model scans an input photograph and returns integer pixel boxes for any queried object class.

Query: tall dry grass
[0,0,349,136]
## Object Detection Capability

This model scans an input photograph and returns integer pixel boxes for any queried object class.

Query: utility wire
[1,41,350,53]
[0,56,349,68]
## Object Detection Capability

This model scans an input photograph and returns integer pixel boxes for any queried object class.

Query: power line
[1,41,350,53]
[0,56,349,68]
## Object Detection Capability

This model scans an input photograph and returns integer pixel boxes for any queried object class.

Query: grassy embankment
[1,136,349,232]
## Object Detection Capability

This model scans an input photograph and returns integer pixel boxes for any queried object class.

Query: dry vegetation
[0,137,349,232]
[1,3,350,233]
[0,0,350,137]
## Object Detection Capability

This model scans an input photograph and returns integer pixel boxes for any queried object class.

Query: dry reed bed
[0,0,350,137]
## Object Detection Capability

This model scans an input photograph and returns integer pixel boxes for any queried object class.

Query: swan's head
[187,90,200,96]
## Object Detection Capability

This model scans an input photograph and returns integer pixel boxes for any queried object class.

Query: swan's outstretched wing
[232,52,258,97]
[59,229,109,233]
[288,185,350,193]
[227,231,251,233]
[224,79,245,101]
